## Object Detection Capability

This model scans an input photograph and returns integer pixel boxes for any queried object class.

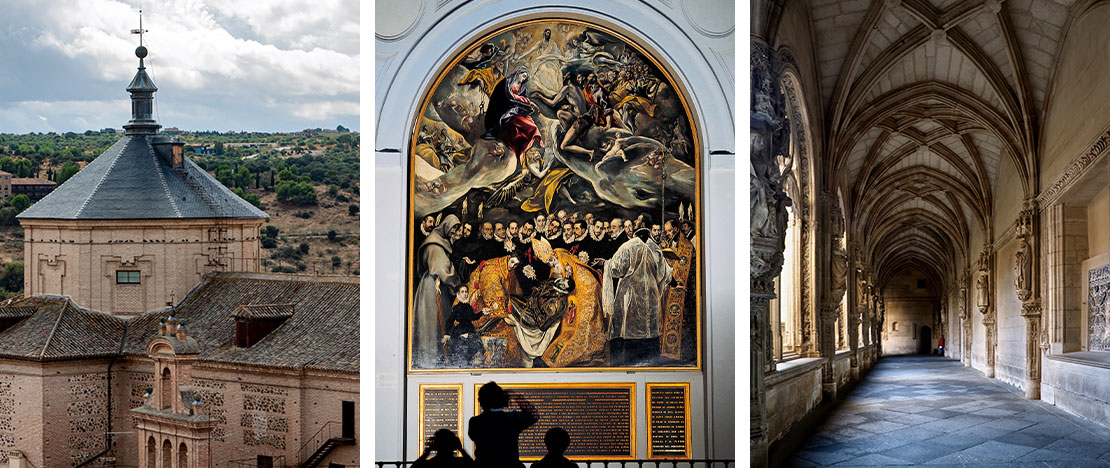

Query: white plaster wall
[375,0,734,461]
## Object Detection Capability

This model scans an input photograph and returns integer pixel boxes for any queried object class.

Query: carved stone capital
[1020,300,1042,318]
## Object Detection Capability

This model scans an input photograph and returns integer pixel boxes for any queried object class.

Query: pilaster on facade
[1021,301,1043,399]
[1015,203,1043,399]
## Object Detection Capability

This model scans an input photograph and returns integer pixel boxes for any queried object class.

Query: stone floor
[788,355,1110,467]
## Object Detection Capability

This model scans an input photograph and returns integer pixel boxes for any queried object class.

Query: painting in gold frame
[407,18,702,372]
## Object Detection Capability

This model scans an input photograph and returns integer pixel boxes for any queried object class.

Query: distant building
[187,144,216,155]
[11,177,55,201]
[0,171,12,198]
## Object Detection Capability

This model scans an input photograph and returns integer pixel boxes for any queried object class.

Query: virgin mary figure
[482,65,544,159]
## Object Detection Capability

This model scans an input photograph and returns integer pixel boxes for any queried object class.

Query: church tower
[17,29,268,317]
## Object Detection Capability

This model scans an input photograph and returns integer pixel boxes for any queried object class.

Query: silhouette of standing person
[413,429,476,467]
[532,427,577,468]
[468,381,537,468]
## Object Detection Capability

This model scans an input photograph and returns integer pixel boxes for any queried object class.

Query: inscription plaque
[647,383,690,458]
[419,384,463,450]
[474,383,634,459]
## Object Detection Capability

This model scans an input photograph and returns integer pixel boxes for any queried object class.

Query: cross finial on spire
[130,9,147,47]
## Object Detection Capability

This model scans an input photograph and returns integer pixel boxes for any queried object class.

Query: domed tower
[17,40,268,317]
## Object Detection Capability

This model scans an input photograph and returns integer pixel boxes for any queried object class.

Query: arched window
[162,439,172,468]
[147,436,156,468]
[771,66,815,364]
[179,442,188,468]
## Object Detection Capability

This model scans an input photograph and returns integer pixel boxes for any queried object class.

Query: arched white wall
[375,0,734,462]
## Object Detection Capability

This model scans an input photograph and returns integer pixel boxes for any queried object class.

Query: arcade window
[116,271,141,284]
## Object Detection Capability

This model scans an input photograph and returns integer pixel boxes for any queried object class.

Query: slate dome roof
[17,42,266,221]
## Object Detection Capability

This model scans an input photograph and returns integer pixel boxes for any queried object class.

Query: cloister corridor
[782,356,1110,467]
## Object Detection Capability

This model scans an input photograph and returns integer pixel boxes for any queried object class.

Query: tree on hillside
[235,166,252,188]
[10,195,30,213]
[56,163,80,185]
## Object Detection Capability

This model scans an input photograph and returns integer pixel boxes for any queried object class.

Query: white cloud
[0,99,129,133]
[19,0,358,107]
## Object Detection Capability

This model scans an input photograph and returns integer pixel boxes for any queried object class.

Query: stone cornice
[1037,129,1110,206]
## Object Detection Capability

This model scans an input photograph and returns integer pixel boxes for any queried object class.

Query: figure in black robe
[445,294,486,368]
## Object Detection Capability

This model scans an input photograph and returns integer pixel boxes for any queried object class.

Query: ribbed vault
[810,0,1070,292]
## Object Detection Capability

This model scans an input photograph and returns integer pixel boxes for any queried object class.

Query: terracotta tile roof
[124,272,358,372]
[0,297,126,361]
[232,303,296,320]
[11,178,54,185]
[0,274,356,373]
[0,306,36,319]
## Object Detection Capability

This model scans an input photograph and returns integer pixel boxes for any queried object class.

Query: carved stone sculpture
[1014,232,1032,301]
[976,272,990,309]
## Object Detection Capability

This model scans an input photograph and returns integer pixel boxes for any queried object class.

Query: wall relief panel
[1089,265,1110,351]
[407,19,702,371]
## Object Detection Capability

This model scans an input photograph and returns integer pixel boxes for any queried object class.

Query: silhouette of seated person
[413,429,476,468]
[468,381,537,468]
[531,427,576,468]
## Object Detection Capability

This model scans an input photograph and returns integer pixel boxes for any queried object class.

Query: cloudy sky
[0,0,359,133]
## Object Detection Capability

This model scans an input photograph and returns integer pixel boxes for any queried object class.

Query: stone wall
[1042,354,1110,428]
[1040,4,1110,191]
[881,268,936,355]
[765,358,823,446]
[994,239,1027,391]
[21,218,263,316]
[1090,187,1109,257]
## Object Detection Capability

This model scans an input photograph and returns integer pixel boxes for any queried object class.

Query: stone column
[823,203,848,396]
[848,249,863,379]
[750,37,789,468]
[820,303,839,396]
[1015,205,1043,399]
[960,275,972,367]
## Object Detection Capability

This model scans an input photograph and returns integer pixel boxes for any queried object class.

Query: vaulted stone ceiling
[810,0,1073,288]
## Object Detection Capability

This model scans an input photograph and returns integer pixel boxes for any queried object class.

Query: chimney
[158,320,167,336]
[172,142,183,167]
[176,323,187,341]
[166,315,177,336]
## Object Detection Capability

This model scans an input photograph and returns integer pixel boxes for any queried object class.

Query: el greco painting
[407,19,701,371]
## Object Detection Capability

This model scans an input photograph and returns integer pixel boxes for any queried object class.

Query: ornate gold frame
[471,382,637,460]
[405,17,706,374]
[645,381,692,459]
[417,383,465,452]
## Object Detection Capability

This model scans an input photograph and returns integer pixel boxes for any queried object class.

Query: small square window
[116,271,141,284]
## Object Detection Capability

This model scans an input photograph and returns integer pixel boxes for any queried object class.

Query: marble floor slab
[787,355,1110,467]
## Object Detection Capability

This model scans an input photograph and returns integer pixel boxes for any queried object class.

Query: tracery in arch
[770,65,817,363]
